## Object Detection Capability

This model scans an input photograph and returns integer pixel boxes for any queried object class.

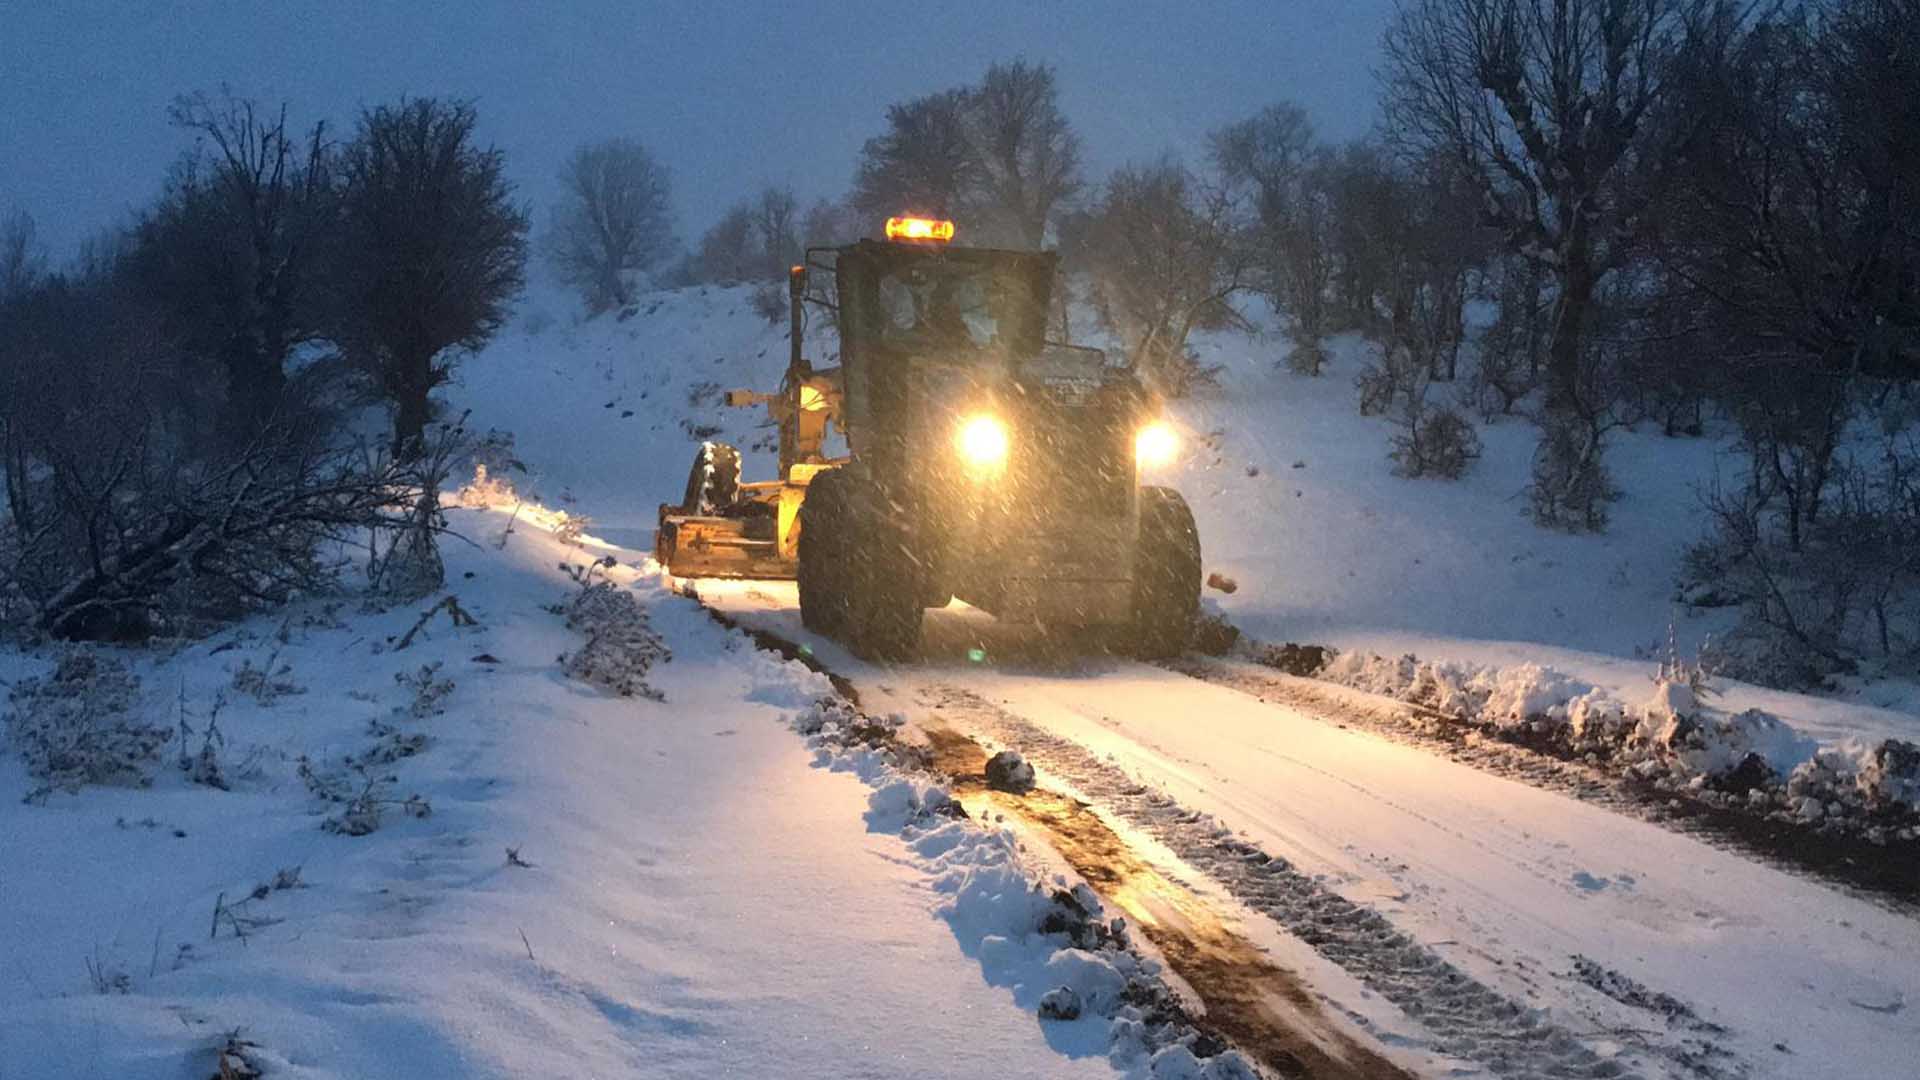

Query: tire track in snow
[918,681,1741,1080]
[689,591,1413,1078]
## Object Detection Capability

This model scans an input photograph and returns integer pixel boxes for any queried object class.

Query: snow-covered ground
[0,514,1133,1079]
[8,279,1919,1078]
[697,579,1920,1080]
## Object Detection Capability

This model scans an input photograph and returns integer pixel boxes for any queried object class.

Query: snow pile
[786,697,1262,1079]
[1303,647,1920,838]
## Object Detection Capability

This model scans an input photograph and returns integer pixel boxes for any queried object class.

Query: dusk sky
[2,1,1397,264]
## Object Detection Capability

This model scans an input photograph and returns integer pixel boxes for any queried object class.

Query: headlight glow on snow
[956,413,1010,473]
[1135,421,1179,468]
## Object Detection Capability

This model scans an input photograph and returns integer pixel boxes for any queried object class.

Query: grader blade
[655,507,798,580]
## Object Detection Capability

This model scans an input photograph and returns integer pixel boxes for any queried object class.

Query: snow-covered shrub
[453,463,517,510]
[85,948,131,995]
[229,650,303,705]
[1354,362,1400,417]
[558,581,670,700]
[550,511,591,547]
[1688,441,1920,690]
[749,279,786,324]
[371,491,447,603]
[175,694,234,791]
[5,648,165,793]
[1388,393,1482,479]
[452,430,528,509]
[1528,411,1616,532]
[1469,260,1546,420]
[299,759,431,836]
[1286,339,1328,377]
[1469,330,1538,422]
[394,662,455,718]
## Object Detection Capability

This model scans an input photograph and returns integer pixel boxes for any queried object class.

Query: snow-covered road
[694,580,1920,1080]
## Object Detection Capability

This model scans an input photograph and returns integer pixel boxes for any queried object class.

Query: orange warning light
[884,216,955,243]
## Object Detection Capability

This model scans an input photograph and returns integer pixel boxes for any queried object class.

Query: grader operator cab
[656,216,1201,660]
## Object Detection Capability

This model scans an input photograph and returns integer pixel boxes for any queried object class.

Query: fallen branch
[394,595,478,651]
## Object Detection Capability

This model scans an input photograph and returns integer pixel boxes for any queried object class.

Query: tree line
[5,3,1917,682]
[1,92,527,640]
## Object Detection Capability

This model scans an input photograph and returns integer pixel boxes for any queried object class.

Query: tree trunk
[1545,253,1596,419]
[4,432,31,534]
[391,349,433,460]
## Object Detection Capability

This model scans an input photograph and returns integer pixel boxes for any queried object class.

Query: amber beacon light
[884,216,955,242]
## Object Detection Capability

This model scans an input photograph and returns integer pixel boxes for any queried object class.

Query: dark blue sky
[2,1,1396,262]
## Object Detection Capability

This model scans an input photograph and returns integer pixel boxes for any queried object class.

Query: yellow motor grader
[656,216,1200,660]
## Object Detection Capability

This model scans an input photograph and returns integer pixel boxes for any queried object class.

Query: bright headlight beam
[1135,421,1179,468]
[956,414,1010,472]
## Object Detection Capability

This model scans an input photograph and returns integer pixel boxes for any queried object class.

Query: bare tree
[691,204,758,285]
[1,209,43,301]
[1212,105,1332,371]
[800,197,860,249]
[965,60,1082,248]
[1065,158,1250,396]
[851,89,981,224]
[1384,0,1718,529]
[127,90,333,435]
[1211,104,1315,199]
[546,137,674,314]
[1646,0,1919,549]
[753,186,801,279]
[1324,143,1405,333]
[0,268,417,640]
[332,99,528,458]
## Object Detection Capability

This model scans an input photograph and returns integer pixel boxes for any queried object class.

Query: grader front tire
[1129,486,1202,659]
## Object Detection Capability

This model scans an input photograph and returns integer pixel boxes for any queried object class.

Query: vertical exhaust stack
[788,263,808,381]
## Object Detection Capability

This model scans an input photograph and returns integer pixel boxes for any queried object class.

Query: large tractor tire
[817,468,921,657]
[797,468,851,635]
[1128,486,1202,659]
[680,441,741,515]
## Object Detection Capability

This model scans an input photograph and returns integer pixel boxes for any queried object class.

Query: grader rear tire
[1128,486,1202,659]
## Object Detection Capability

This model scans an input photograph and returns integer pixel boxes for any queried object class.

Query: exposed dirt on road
[923,726,1416,1080]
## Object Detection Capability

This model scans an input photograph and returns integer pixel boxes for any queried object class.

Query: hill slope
[452,284,1920,744]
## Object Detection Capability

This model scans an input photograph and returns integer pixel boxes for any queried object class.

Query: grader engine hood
[1021,344,1114,405]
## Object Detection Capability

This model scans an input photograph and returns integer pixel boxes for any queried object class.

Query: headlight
[956,413,1010,472]
[1135,421,1179,468]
